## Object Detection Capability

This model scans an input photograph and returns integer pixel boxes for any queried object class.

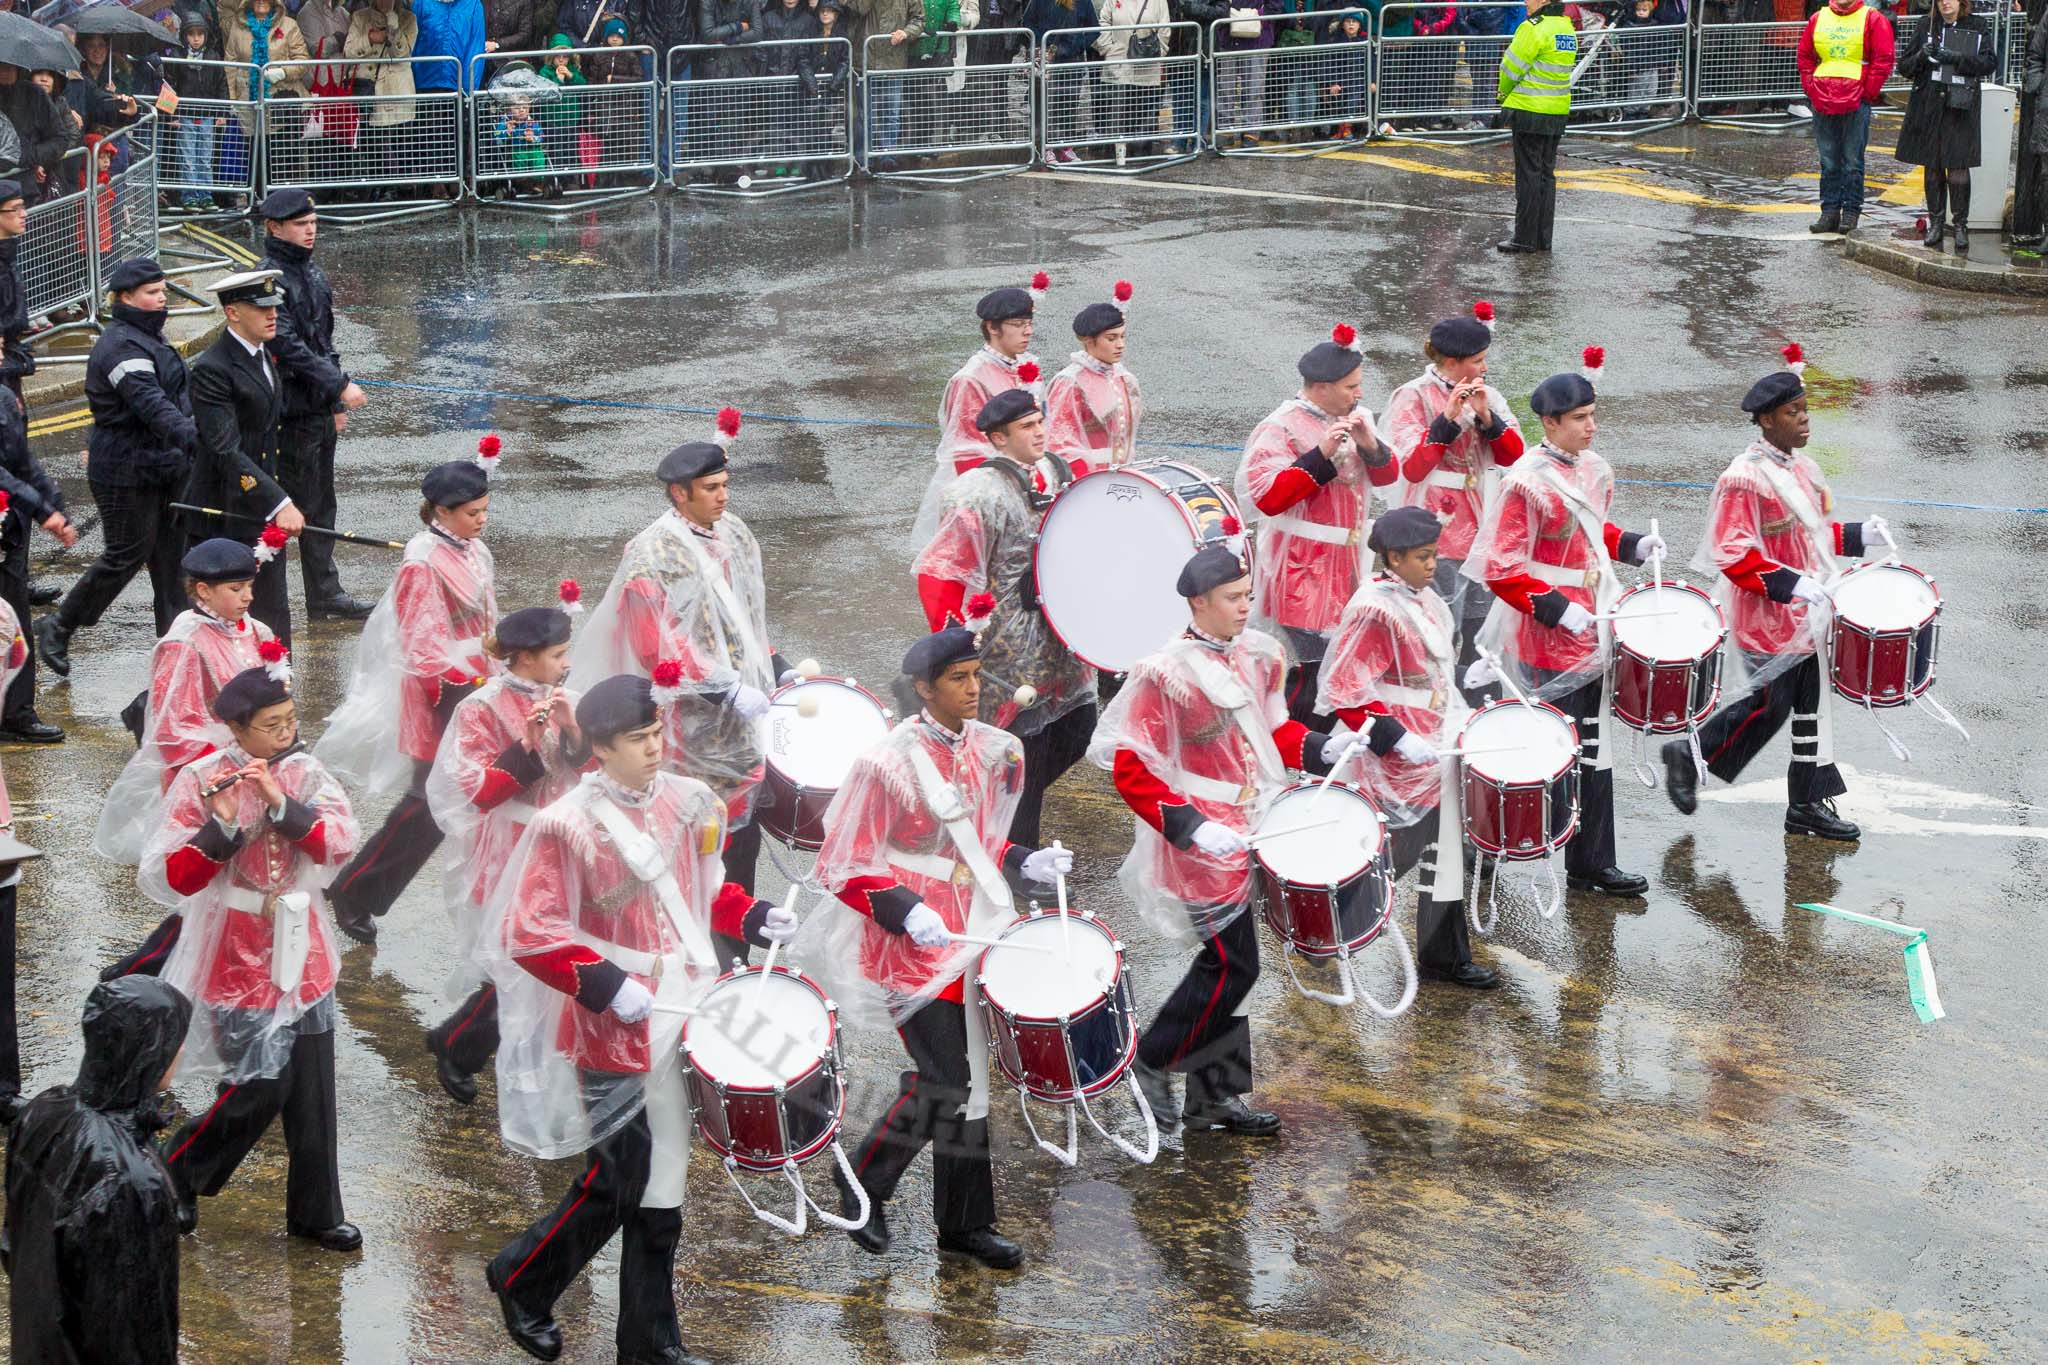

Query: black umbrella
[67,4,177,46]
[0,11,81,72]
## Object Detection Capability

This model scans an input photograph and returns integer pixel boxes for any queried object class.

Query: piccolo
[199,743,303,800]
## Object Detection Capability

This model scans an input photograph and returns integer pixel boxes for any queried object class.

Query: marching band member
[813,626,1073,1270]
[148,666,362,1251]
[1318,507,1497,989]
[1236,325,1397,726]
[1464,354,1665,898]
[1385,304,1525,697]
[914,389,1097,845]
[1092,544,1343,1135]
[1045,280,1142,475]
[1665,354,1877,841]
[913,275,1048,539]
[420,602,588,1106]
[96,538,281,980]
[479,674,790,1365]
[570,410,793,901]
[317,452,501,945]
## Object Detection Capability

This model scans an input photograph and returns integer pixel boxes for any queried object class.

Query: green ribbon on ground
[1793,903,1946,1024]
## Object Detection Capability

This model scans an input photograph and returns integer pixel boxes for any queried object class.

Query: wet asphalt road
[2,132,2045,1362]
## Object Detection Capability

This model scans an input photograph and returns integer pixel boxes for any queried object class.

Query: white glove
[1632,531,1667,564]
[1021,845,1073,887]
[608,977,654,1024]
[1792,575,1832,607]
[733,685,771,722]
[777,668,800,687]
[903,904,952,948]
[1862,514,1890,547]
[1558,602,1597,635]
[1463,656,1499,690]
[758,903,800,944]
[1191,820,1249,859]
[1394,732,1439,766]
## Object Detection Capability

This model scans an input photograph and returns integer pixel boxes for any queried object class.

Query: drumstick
[1249,817,1347,844]
[1052,838,1071,956]
[1311,738,1366,809]
[1591,608,1684,621]
[941,931,1058,953]
[1477,646,1534,708]
[1650,516,1665,611]
[1873,520,1902,564]
[750,885,799,1020]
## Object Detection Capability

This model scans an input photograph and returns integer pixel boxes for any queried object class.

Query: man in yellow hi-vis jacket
[1497,0,1577,253]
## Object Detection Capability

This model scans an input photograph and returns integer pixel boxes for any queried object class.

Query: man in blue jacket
[415,0,490,91]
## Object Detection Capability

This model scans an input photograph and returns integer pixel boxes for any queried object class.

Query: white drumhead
[1832,564,1939,631]
[1255,783,1383,884]
[1035,465,1228,674]
[1462,704,1578,783]
[980,915,1118,1017]
[764,680,889,788]
[685,972,832,1088]
[1613,583,1723,661]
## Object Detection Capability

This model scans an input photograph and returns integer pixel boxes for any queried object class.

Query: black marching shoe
[832,1164,889,1254]
[307,594,376,622]
[1421,961,1500,990]
[0,715,63,743]
[485,1261,563,1362]
[176,1191,198,1236]
[288,1220,363,1252]
[33,616,70,678]
[428,1035,477,1105]
[1495,239,1537,254]
[1184,1094,1282,1137]
[1567,866,1649,897]
[332,901,378,946]
[27,582,59,607]
[1786,799,1860,841]
[619,1349,712,1365]
[1662,739,1698,815]
[1130,1058,1177,1128]
[936,1225,1025,1270]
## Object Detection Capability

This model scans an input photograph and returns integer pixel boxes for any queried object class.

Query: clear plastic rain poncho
[806,713,1025,1028]
[1461,444,1623,703]
[486,62,564,109]
[94,608,276,865]
[1383,367,1521,566]
[479,771,727,1166]
[1316,575,1467,830]
[145,748,359,1086]
[423,677,587,999]
[912,346,1038,542]
[1086,631,1292,944]
[0,602,21,831]
[570,509,774,817]
[1045,352,1143,474]
[913,462,1095,738]
[317,529,499,796]
[1234,395,1383,653]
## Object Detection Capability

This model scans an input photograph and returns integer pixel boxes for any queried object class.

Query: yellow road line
[27,409,91,438]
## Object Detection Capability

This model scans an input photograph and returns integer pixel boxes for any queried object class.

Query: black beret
[656,441,727,486]
[1072,301,1125,338]
[0,179,24,206]
[1427,316,1491,359]
[213,666,292,726]
[576,674,659,742]
[1297,341,1363,384]
[258,187,315,221]
[421,460,490,507]
[106,257,166,293]
[973,387,1038,434]
[1530,372,1597,418]
[496,607,572,653]
[975,287,1034,323]
[181,536,259,583]
[1367,505,1442,555]
[1741,370,1805,417]
[902,626,980,684]
[1175,543,1251,598]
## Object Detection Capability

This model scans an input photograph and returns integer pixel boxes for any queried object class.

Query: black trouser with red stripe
[1696,655,1845,807]
[488,1079,684,1360]
[845,999,995,1235]
[329,760,444,925]
[163,1019,344,1232]
[107,911,185,978]
[1540,674,1617,878]
[1011,702,1099,848]
[1388,817,1473,972]
[0,882,18,1104]
[426,983,499,1078]
[1137,906,1259,1112]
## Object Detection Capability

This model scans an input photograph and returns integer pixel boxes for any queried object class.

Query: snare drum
[1252,781,1393,958]
[683,967,845,1172]
[977,910,1136,1103]
[759,677,891,849]
[1458,700,1580,860]
[1609,580,1727,733]
[1033,460,1246,675]
[1829,562,1941,708]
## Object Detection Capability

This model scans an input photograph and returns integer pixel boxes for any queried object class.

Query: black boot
[1951,180,1970,253]
[427,1033,478,1105]
[287,1220,363,1252]
[1808,208,1841,234]
[33,616,70,678]
[1184,1094,1282,1136]
[1661,740,1697,815]
[1921,170,1946,249]
[1786,799,1860,841]
[936,1225,1025,1269]
[1839,212,1860,233]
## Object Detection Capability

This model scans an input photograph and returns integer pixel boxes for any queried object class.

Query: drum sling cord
[1010,1064,1162,1167]
[719,1141,872,1238]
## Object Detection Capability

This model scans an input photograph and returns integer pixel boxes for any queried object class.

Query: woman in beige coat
[346,0,421,191]
[219,0,311,182]
[1093,0,1169,156]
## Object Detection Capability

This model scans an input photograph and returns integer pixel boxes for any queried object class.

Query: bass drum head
[1612,581,1724,661]
[1034,463,1240,675]
[764,678,890,788]
[684,971,832,1089]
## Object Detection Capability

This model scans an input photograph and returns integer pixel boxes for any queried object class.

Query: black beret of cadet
[1175,544,1251,598]
[1741,370,1805,416]
[973,387,1038,434]
[1297,340,1364,384]
[212,666,292,725]
[902,626,980,684]
[1530,372,1597,418]
[107,257,166,293]
[1072,301,1125,338]
[975,287,1034,323]
[181,537,259,583]
[576,674,659,742]
[258,187,315,221]
[495,607,572,652]
[1367,505,1443,555]
[421,460,490,507]
[1427,316,1491,359]
[656,441,727,486]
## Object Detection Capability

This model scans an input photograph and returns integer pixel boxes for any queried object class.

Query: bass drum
[1033,460,1246,676]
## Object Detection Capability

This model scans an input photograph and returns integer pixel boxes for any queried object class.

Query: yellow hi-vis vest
[1812,6,1867,82]
[1500,13,1577,116]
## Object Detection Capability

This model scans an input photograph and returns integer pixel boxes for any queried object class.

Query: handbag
[1128,29,1163,58]
[1228,6,1261,38]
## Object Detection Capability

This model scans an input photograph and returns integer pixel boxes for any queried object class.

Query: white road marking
[1699,764,2047,839]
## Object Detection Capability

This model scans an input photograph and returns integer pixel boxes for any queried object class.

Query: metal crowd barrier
[1880,13,1925,101]
[1372,2,1519,141]
[1564,21,1689,134]
[861,28,1038,182]
[1691,18,1809,130]
[1211,11,1373,156]
[158,56,260,216]
[1042,22,1201,173]
[259,56,466,221]
[95,118,160,292]
[668,39,855,195]
[20,145,95,327]
[471,46,659,210]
